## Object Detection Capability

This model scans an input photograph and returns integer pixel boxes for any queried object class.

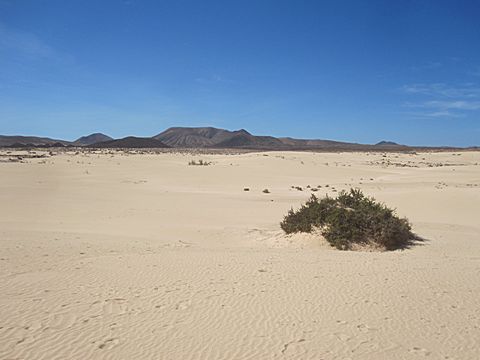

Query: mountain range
[0,135,70,147]
[0,127,472,150]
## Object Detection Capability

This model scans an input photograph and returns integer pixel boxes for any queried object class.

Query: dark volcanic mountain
[155,127,287,149]
[375,140,401,146]
[154,127,378,150]
[213,130,287,149]
[88,136,170,148]
[0,135,70,147]
[74,133,113,146]
[154,127,243,147]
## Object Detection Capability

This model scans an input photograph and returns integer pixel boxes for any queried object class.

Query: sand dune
[1,150,479,359]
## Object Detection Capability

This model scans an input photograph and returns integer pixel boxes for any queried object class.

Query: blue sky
[1,0,479,146]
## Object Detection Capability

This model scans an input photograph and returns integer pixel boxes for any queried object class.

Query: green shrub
[188,159,211,166]
[280,188,414,251]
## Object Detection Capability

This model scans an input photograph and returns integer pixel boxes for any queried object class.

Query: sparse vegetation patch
[188,159,212,166]
[280,188,414,251]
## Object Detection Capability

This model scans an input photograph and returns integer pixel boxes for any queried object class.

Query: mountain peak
[154,127,241,147]
[375,140,401,146]
[235,129,251,135]
[74,133,113,146]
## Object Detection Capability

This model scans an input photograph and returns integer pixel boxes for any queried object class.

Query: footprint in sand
[103,298,128,315]
[28,319,42,331]
[48,312,77,329]
[98,337,120,350]
[409,346,431,356]
[333,332,351,341]
[281,338,306,355]
[175,299,191,310]
[356,323,378,332]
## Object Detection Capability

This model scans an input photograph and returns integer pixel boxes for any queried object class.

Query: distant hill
[154,127,250,147]
[87,136,170,148]
[278,137,363,149]
[74,133,113,146]
[154,127,385,150]
[213,130,287,149]
[155,127,309,149]
[375,141,401,146]
[0,135,70,147]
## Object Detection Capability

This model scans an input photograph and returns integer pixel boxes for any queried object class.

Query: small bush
[280,188,414,251]
[188,159,211,166]
[262,188,270,193]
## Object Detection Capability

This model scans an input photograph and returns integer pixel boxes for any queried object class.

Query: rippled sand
[1,149,479,359]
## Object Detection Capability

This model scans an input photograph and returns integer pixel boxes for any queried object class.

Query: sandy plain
[0,149,479,359]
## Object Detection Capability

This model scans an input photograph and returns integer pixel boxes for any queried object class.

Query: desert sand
[1,149,479,359]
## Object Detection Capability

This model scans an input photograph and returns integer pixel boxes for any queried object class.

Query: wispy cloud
[424,111,464,118]
[403,108,467,119]
[402,83,480,98]
[402,82,480,118]
[406,99,480,110]
[0,22,55,58]
[426,100,480,110]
